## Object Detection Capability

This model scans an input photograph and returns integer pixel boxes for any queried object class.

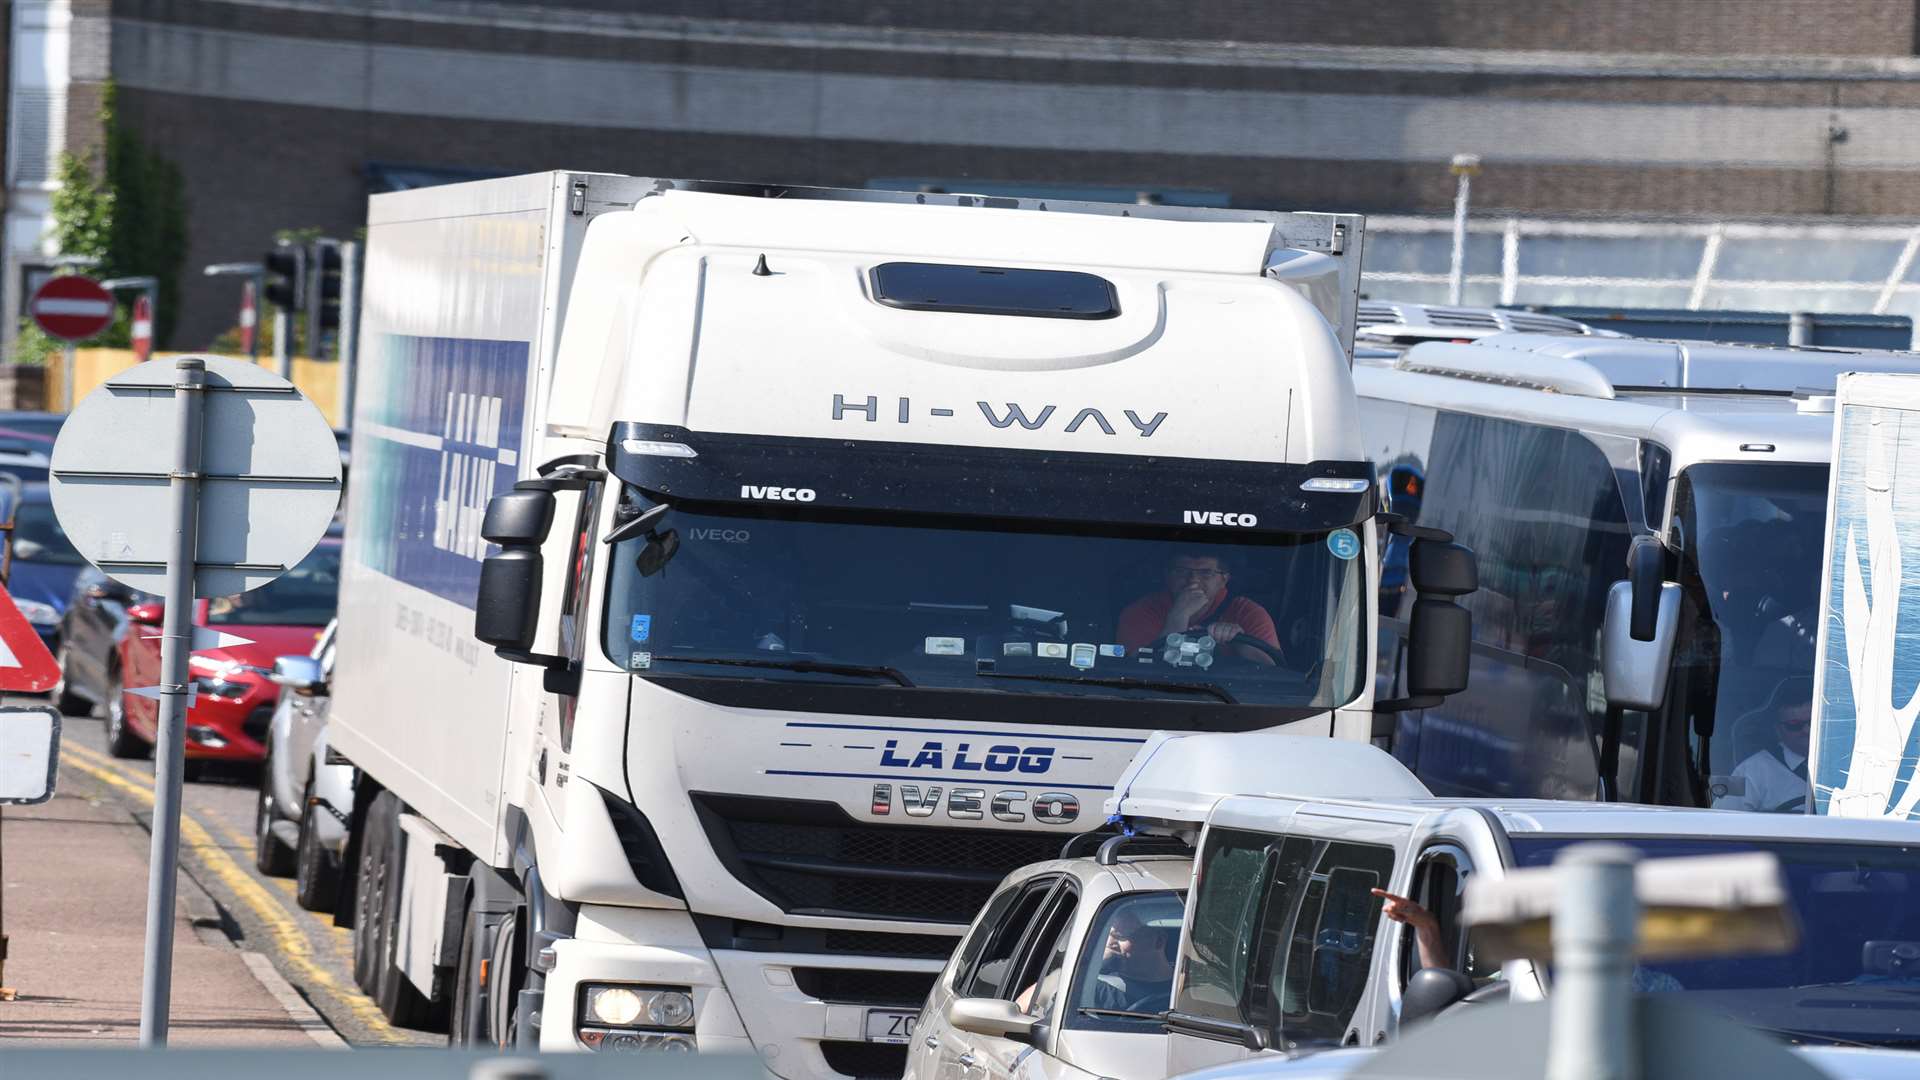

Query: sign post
[29,274,114,412]
[49,356,340,1044]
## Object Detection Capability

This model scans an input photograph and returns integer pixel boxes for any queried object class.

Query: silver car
[906,842,1190,1080]
[252,618,355,910]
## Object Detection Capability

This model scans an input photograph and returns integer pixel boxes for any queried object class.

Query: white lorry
[325,173,1475,1073]
[1809,371,1920,821]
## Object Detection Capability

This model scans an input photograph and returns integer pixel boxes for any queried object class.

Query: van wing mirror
[1401,967,1475,1027]
[1602,579,1680,711]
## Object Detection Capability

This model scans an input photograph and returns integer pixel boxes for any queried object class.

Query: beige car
[905,840,1191,1080]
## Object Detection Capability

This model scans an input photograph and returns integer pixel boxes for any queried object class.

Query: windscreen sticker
[1037,642,1069,659]
[629,614,652,642]
[925,636,966,656]
[1328,528,1361,560]
[1070,643,1097,669]
[1098,644,1125,658]
[1002,642,1033,657]
[629,651,652,671]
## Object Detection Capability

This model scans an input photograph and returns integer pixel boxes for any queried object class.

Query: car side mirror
[1400,967,1476,1028]
[1601,537,1680,711]
[271,655,326,697]
[947,998,1040,1047]
[126,601,164,627]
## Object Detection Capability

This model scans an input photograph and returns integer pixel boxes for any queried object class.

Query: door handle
[924,1035,939,1050]
[958,1052,978,1067]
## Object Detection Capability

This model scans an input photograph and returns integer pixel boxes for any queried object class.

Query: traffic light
[263,244,305,311]
[313,243,343,335]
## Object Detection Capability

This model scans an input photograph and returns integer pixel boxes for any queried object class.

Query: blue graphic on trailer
[356,334,530,608]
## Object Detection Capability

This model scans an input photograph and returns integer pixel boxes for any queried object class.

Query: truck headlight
[578,983,696,1051]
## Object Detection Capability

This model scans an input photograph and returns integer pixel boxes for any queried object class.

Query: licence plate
[864,1009,918,1044]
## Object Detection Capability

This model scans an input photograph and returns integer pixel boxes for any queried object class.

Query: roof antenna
[752,253,772,277]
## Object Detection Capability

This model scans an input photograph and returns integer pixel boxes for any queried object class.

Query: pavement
[0,729,341,1047]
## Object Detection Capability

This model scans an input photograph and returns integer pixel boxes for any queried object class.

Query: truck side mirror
[1403,538,1476,702]
[1602,579,1680,711]
[474,488,556,652]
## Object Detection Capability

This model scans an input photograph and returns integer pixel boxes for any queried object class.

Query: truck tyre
[351,791,395,995]
[448,904,491,1046]
[367,792,441,1030]
[253,763,296,877]
[293,788,341,912]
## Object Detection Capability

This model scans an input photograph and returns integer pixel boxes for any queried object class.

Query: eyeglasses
[1167,567,1227,581]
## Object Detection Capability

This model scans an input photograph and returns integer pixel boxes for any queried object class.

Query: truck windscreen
[1670,463,1828,808]
[601,503,1367,711]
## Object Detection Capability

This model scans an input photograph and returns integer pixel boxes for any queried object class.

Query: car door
[910,875,1058,1080]
[286,621,336,785]
[982,884,1079,1080]
[933,876,1064,1080]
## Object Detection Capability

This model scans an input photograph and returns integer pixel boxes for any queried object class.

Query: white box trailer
[1809,371,1920,820]
[328,173,1475,1071]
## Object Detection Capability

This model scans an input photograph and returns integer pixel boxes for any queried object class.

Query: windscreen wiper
[1077,1007,1165,1021]
[974,670,1236,705]
[652,655,915,688]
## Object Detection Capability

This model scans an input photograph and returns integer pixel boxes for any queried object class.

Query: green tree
[26,82,188,355]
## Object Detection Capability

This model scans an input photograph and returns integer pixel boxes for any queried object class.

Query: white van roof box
[1103,732,1431,827]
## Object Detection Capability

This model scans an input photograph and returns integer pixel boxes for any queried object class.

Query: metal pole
[1448,154,1481,306]
[338,241,359,431]
[273,307,291,379]
[62,344,76,412]
[137,357,207,1047]
[249,270,266,365]
[1546,842,1641,1080]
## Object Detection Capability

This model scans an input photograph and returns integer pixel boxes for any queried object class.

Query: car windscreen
[1513,835,1920,1047]
[601,500,1369,710]
[205,545,342,627]
[12,498,84,565]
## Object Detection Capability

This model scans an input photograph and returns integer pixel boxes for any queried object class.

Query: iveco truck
[324,173,1473,1075]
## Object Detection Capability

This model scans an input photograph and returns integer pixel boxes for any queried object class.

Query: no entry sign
[131,293,154,362]
[30,275,114,342]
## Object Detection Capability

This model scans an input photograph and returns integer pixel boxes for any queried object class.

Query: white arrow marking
[126,684,198,707]
[33,298,112,316]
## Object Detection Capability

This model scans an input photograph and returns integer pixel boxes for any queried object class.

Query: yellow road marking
[59,742,405,1041]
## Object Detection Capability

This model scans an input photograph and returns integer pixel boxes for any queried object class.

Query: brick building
[14,1,1920,348]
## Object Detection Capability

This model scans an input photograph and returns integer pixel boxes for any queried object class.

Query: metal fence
[1363,215,1920,330]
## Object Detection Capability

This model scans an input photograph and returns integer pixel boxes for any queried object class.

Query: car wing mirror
[1400,966,1475,1028]
[947,998,1040,1046]
[271,655,326,696]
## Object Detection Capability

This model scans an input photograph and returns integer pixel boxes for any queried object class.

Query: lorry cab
[1357,333,1920,809]
[1109,735,1920,1075]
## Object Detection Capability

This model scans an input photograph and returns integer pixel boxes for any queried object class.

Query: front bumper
[181,694,275,761]
[542,905,945,1080]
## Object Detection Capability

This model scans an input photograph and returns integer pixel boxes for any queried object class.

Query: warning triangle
[0,590,60,692]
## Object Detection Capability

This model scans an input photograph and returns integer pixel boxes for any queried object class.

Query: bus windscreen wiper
[652,655,915,688]
[974,669,1236,705]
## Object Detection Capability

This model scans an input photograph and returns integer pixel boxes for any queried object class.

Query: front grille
[694,793,1064,922]
[793,968,937,1008]
[242,705,274,741]
[821,1041,909,1080]
[824,930,958,960]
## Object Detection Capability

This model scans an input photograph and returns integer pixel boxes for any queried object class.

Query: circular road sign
[48,356,341,597]
[29,274,115,341]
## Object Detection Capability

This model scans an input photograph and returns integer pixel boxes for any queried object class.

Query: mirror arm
[1378,512,1455,544]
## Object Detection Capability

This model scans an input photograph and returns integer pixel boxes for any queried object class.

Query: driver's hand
[1166,585,1211,628]
[1208,621,1243,644]
[1371,889,1438,933]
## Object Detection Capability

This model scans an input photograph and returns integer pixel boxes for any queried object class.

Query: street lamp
[1448,153,1482,306]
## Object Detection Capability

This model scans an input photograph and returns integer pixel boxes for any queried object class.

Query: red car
[107,541,341,765]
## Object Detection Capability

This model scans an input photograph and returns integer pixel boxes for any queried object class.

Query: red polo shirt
[1117,591,1280,651]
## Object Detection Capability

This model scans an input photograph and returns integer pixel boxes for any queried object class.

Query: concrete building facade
[20,1,1920,349]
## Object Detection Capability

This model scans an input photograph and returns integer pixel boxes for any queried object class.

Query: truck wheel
[352,791,396,995]
[293,790,341,911]
[254,766,296,877]
[447,904,491,1046]
[370,793,441,1030]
